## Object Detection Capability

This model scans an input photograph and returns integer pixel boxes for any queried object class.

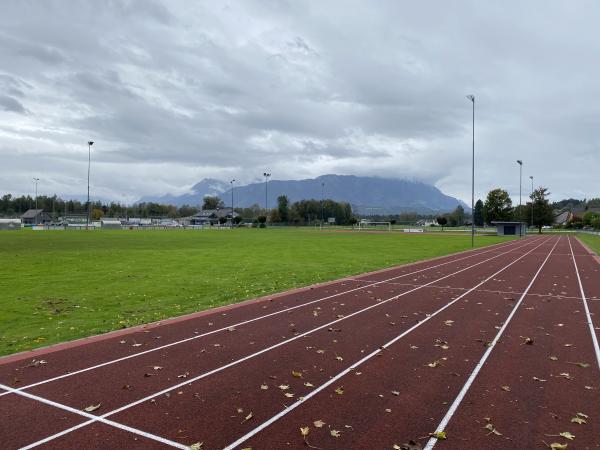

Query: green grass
[578,233,600,255]
[0,228,511,356]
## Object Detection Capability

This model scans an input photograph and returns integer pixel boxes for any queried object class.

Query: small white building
[101,219,123,229]
[491,221,527,236]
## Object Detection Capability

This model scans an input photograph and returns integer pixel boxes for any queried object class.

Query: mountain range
[140,175,468,215]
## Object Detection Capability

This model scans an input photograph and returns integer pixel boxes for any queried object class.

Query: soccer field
[0,228,512,356]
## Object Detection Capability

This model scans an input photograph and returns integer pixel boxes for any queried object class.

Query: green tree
[483,189,513,224]
[436,216,447,230]
[202,196,224,210]
[91,208,104,220]
[530,187,554,233]
[473,199,484,227]
[277,195,289,223]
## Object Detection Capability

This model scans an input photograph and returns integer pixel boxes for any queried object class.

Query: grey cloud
[0,95,27,114]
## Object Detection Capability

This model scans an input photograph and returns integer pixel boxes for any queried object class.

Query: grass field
[578,232,600,255]
[0,228,512,356]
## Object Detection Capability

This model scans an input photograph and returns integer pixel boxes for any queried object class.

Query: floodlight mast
[529,175,534,229]
[466,95,475,247]
[86,140,94,229]
[263,172,271,211]
[517,160,523,237]
[321,182,325,223]
[230,179,236,228]
[33,178,40,223]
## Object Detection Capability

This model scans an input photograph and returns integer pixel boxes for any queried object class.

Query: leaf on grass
[430,431,446,440]
[330,429,341,438]
[559,432,575,440]
[189,443,203,450]
[83,403,101,412]
[292,370,303,378]
[314,420,325,428]
[334,386,344,395]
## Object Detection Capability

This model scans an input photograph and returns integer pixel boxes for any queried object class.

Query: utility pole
[33,178,40,223]
[263,172,271,211]
[517,160,523,236]
[321,182,325,223]
[230,179,236,228]
[530,175,534,229]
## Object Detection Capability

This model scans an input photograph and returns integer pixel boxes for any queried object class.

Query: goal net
[357,221,392,231]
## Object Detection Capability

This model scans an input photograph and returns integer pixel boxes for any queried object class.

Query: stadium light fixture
[466,95,475,247]
[321,182,325,223]
[263,172,271,211]
[86,140,94,229]
[517,160,523,236]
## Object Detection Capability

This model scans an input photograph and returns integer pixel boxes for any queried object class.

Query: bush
[259,223,266,228]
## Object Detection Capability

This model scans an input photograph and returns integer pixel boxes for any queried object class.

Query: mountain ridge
[140,175,468,215]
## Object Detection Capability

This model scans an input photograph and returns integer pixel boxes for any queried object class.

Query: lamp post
[466,95,475,247]
[321,182,325,224]
[517,160,523,236]
[86,140,94,229]
[263,172,271,211]
[33,178,40,223]
[529,175,534,230]
[230,179,236,228]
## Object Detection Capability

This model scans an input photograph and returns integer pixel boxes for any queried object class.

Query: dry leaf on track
[314,420,325,428]
[330,429,341,438]
[83,403,101,412]
[334,386,344,395]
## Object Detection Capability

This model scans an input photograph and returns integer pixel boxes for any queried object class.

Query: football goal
[356,221,392,231]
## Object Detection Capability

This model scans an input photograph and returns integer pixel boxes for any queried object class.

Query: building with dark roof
[21,209,52,225]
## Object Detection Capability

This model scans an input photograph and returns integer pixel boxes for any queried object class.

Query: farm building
[0,219,22,230]
[184,208,239,226]
[21,209,52,225]
[491,221,527,236]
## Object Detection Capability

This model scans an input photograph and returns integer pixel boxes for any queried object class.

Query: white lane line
[0,237,537,398]
[16,238,548,449]
[0,382,187,450]
[222,237,554,450]
[568,236,600,370]
[423,236,560,450]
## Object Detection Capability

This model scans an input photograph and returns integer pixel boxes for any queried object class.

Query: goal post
[357,220,392,231]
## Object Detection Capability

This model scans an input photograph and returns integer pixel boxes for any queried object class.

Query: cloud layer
[1,1,599,204]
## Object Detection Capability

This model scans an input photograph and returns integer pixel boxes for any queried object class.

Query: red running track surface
[0,235,598,450]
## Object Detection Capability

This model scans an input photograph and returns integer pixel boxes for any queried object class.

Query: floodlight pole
[517,160,523,236]
[263,172,271,211]
[230,179,236,228]
[530,175,534,229]
[321,182,325,223]
[467,95,475,247]
[86,140,94,229]
[33,178,40,223]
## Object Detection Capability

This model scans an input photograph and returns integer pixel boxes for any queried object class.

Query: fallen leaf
[260,384,269,390]
[427,359,444,368]
[394,441,422,450]
[568,362,590,368]
[314,420,325,428]
[285,392,295,398]
[533,376,547,382]
[178,372,190,379]
[484,423,502,436]
[430,431,446,440]
[300,426,310,437]
[334,386,344,395]
[391,390,400,396]
[443,320,454,327]
[558,373,574,380]
[549,444,568,450]
[241,412,253,424]
[330,429,341,438]
[152,366,163,371]
[501,385,511,392]
[83,403,101,412]
[521,336,534,345]
[570,416,586,425]
[336,356,344,361]
[304,382,314,387]
[549,356,559,361]
[190,442,203,450]
[576,412,588,418]
[292,370,303,378]
[559,432,575,440]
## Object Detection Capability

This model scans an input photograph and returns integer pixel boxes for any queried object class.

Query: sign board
[328,217,336,224]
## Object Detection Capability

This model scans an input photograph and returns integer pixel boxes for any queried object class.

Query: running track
[1,235,599,449]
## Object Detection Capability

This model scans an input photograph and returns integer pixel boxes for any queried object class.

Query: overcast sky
[0,1,598,204]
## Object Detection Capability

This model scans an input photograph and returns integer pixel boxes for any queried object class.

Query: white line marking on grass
[16,238,549,449]
[0,237,540,398]
[222,237,554,450]
[423,236,560,450]
[568,236,600,370]
[0,383,187,450]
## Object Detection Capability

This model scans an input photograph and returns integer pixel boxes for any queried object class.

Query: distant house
[186,208,239,226]
[21,209,52,225]
[417,219,437,227]
[101,218,122,229]
[553,211,571,226]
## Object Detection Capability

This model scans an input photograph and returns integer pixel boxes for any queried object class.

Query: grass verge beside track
[578,232,600,255]
[0,228,511,356]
